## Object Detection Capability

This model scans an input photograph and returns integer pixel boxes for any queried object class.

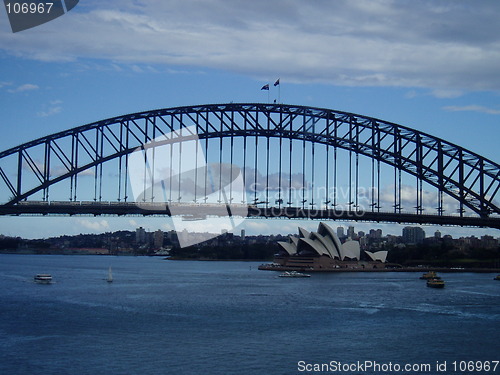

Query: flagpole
[261,83,270,103]
[274,78,281,104]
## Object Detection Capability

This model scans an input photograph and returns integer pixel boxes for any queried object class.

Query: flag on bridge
[274,79,280,86]
[261,84,269,90]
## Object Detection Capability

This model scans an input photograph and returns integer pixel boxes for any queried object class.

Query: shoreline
[166,257,270,262]
[257,264,500,273]
[1,252,498,273]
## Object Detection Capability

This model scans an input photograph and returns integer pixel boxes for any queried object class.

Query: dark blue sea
[0,255,499,375]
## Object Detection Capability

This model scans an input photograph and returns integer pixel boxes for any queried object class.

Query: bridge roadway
[2,201,499,229]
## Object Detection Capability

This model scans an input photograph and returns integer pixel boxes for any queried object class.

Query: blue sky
[0,0,499,239]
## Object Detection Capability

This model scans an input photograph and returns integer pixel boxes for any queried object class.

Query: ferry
[279,271,311,278]
[420,271,441,280]
[34,274,52,284]
[494,275,500,281]
[426,279,445,288]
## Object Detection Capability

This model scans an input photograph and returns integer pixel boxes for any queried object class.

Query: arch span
[0,103,498,225]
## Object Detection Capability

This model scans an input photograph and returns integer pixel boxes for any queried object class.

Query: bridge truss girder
[0,103,498,224]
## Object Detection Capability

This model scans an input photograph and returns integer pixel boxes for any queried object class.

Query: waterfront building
[271,222,389,271]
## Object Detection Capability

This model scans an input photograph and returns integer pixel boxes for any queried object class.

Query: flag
[261,84,269,90]
[274,79,280,86]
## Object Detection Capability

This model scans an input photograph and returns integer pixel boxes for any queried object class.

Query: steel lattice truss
[0,103,498,226]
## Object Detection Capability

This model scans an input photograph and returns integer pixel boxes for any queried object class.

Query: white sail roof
[298,227,310,239]
[342,240,361,260]
[277,241,297,255]
[317,222,344,259]
[290,236,299,247]
[278,222,381,262]
[365,250,388,262]
[310,231,340,259]
[297,238,328,256]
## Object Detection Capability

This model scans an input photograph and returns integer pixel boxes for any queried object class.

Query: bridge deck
[2,202,499,229]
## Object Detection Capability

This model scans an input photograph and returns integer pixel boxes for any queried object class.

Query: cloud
[377,184,461,214]
[76,219,110,232]
[0,0,499,92]
[442,105,500,115]
[244,220,315,236]
[37,100,63,117]
[431,89,464,99]
[7,83,39,93]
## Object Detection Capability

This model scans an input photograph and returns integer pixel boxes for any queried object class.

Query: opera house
[261,222,389,271]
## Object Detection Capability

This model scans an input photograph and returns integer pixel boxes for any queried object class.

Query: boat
[494,275,500,281]
[426,279,445,288]
[34,274,52,284]
[279,271,311,278]
[420,271,441,280]
[107,266,113,283]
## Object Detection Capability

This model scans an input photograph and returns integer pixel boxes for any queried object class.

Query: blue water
[0,255,498,375]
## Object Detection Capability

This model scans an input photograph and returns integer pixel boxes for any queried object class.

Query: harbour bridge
[0,103,499,229]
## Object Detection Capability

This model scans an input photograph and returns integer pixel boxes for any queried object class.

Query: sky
[0,0,499,240]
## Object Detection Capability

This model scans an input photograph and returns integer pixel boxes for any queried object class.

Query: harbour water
[0,254,498,375]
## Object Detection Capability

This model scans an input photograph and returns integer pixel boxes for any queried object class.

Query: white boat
[34,274,52,284]
[107,266,113,283]
[279,271,311,278]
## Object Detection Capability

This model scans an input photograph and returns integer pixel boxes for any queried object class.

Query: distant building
[154,230,164,248]
[402,226,425,244]
[240,229,245,240]
[369,229,382,239]
[336,226,344,238]
[136,227,147,244]
[480,235,498,249]
[347,226,355,239]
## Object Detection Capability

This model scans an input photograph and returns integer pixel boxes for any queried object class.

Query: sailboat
[107,266,113,283]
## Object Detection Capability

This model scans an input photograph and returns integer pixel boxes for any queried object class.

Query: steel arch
[0,103,498,220]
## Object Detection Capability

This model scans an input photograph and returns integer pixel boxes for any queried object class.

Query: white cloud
[76,219,110,232]
[431,89,464,99]
[1,0,499,92]
[377,184,461,214]
[7,83,39,93]
[442,105,500,115]
[37,100,63,117]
